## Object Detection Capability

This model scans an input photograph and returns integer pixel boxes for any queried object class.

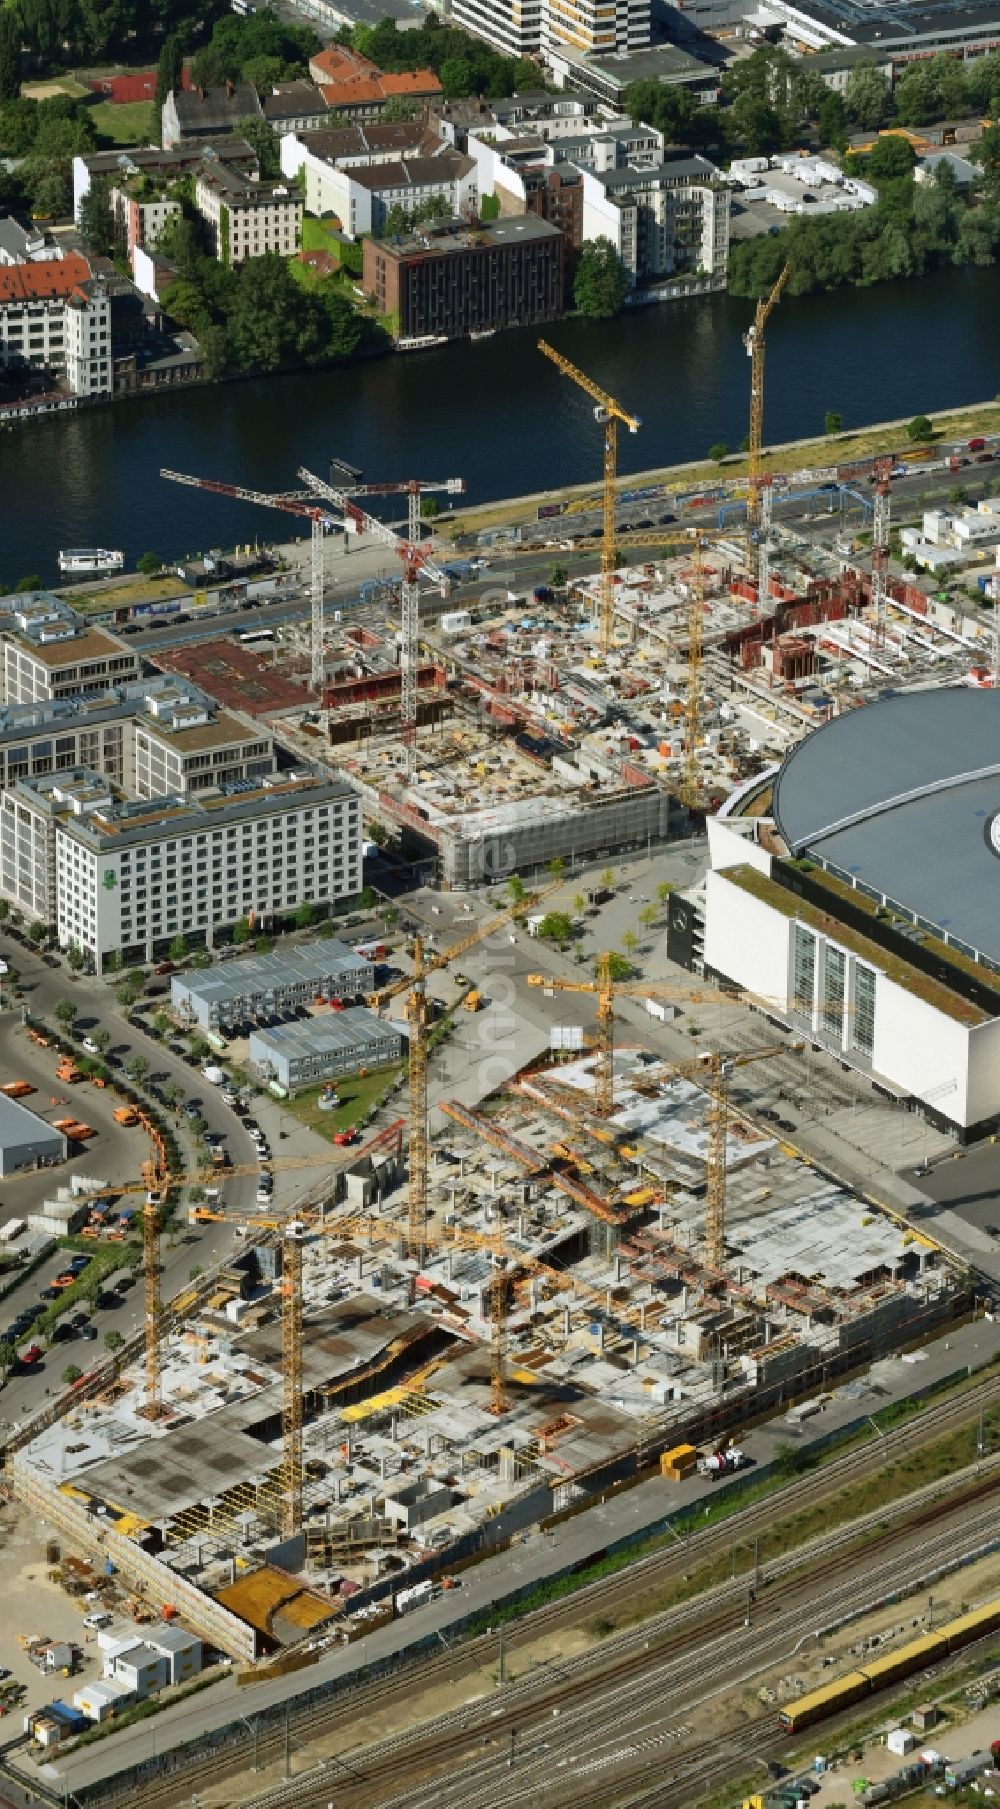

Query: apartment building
[581,154,730,287]
[1,767,362,966]
[261,79,332,137]
[132,690,274,798]
[63,278,113,397]
[363,215,563,340]
[306,46,443,121]
[194,163,303,264]
[309,151,477,240]
[0,596,141,705]
[451,0,649,60]
[73,141,260,224]
[108,183,182,256]
[161,84,263,150]
[0,255,112,394]
[280,120,438,214]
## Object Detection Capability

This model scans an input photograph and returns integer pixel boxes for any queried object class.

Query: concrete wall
[702,868,791,1007]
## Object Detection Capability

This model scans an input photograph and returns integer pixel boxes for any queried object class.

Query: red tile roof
[0,253,92,305]
[318,68,442,110]
[309,45,379,84]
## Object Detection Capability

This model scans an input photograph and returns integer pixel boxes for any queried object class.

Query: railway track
[214,1483,990,1809]
[107,1455,1000,1809]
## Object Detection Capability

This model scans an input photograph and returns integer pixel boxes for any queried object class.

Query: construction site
[138,306,1000,896]
[6,881,969,1676]
[0,276,990,1736]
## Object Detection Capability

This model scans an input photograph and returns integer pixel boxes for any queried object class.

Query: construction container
[660,1442,698,1481]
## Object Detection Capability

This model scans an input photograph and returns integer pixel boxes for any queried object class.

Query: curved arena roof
[772,688,1000,967]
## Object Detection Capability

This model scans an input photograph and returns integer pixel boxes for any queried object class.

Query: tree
[505,875,526,904]
[535,910,574,947]
[27,921,47,944]
[439,55,473,98]
[708,442,730,464]
[137,551,162,575]
[547,857,566,881]
[16,573,42,592]
[867,134,916,182]
[164,1081,184,1111]
[730,92,781,155]
[54,998,77,1029]
[294,901,316,929]
[153,1011,172,1037]
[596,951,632,981]
[601,867,615,892]
[657,881,673,906]
[640,905,657,931]
[420,495,440,519]
[549,564,567,587]
[104,1329,124,1352]
[823,410,843,435]
[948,485,968,506]
[382,95,421,121]
[622,928,639,959]
[236,113,280,179]
[169,934,188,962]
[0,12,21,103]
[128,1054,149,1083]
[844,60,890,129]
[61,1363,83,1385]
[907,414,935,441]
[817,90,848,151]
[78,178,115,257]
[92,1029,110,1056]
[232,916,253,945]
[156,33,183,109]
[67,945,84,972]
[573,237,628,319]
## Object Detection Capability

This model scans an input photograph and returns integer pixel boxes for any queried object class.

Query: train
[779,1598,1000,1733]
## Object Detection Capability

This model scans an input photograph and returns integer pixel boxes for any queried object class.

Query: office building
[0,595,141,705]
[0,768,361,966]
[363,215,563,340]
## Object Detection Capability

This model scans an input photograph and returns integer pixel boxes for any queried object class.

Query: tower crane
[538,339,641,657]
[870,454,893,653]
[367,875,565,1262]
[527,961,789,1123]
[160,468,341,691]
[621,1040,802,1269]
[297,467,463,768]
[743,264,789,604]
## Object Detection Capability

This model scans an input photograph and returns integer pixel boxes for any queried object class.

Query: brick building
[363,214,563,342]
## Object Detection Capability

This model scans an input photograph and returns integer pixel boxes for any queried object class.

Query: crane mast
[538,340,640,656]
[743,265,789,601]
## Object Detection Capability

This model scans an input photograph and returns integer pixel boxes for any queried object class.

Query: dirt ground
[0,1496,106,1714]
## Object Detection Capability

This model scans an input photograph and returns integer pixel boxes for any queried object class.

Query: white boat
[469,329,496,342]
[396,335,448,353]
[57,548,125,575]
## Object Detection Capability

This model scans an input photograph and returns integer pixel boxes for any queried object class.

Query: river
[4,264,1000,583]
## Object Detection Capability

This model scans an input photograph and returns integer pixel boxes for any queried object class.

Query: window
[853,963,876,1057]
[822,944,846,1040]
[792,923,815,1018]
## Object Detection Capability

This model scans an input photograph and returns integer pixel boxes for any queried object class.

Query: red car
[20,1344,43,1365]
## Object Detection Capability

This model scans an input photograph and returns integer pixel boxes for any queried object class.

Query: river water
[3,265,1000,583]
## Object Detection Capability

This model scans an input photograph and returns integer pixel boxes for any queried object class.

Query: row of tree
[0,92,98,218]
[335,13,539,101]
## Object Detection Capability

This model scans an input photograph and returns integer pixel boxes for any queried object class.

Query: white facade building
[0,768,362,967]
[279,139,476,238]
[63,279,113,397]
[702,689,1000,1141]
[0,597,140,705]
[194,165,302,265]
[581,155,729,287]
[451,0,649,59]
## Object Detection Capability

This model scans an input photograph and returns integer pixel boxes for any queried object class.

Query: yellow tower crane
[538,339,641,656]
[744,264,790,600]
[369,875,565,1263]
[625,1041,802,1268]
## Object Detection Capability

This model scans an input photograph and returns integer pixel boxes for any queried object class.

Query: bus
[236,627,276,648]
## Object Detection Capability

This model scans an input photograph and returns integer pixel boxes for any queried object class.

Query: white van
[83,1611,112,1631]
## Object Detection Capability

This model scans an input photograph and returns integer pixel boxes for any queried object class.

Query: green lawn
[283,1063,404,1138]
[89,99,156,148]
[301,216,343,255]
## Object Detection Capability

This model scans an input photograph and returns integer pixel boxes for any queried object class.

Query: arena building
[702,688,1000,1140]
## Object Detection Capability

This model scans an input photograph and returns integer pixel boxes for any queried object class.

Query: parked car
[80,1325,97,1341]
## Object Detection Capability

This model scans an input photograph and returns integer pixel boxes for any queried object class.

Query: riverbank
[443,396,1000,538]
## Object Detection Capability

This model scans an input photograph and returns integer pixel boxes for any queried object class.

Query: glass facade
[822,944,846,1039]
[792,923,816,1016]
[853,963,876,1057]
